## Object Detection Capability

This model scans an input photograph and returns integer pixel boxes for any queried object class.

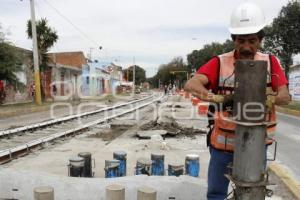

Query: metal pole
[232,60,268,199]
[158,79,160,89]
[89,47,94,61]
[132,57,135,95]
[30,0,42,105]
[186,72,188,81]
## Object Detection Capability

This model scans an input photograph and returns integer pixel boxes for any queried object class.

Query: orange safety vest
[209,51,276,152]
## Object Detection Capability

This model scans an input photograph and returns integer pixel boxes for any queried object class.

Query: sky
[0,0,291,77]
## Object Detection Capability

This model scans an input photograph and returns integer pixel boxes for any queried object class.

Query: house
[81,61,111,97]
[46,51,86,100]
[0,48,88,103]
[106,63,123,95]
[289,64,300,101]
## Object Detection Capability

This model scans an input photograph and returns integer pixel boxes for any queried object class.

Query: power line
[42,0,99,46]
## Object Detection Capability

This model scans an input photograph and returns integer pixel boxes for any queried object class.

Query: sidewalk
[0,101,80,119]
[0,94,138,119]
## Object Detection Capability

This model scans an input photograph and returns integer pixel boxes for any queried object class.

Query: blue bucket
[185,154,200,177]
[113,150,127,177]
[105,159,120,178]
[135,157,152,175]
[151,153,165,176]
[168,162,184,177]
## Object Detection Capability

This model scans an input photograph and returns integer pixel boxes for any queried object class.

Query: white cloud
[0,0,290,78]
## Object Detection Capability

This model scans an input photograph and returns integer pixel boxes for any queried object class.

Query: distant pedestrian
[164,85,168,95]
[168,84,172,95]
[52,84,57,96]
[30,83,35,100]
[0,80,5,104]
[172,84,176,95]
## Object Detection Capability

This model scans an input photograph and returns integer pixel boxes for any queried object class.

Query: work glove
[210,94,234,111]
[266,95,276,112]
[212,94,233,104]
[265,87,276,112]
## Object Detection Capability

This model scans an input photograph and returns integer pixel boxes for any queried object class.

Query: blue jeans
[207,147,233,200]
[207,146,268,200]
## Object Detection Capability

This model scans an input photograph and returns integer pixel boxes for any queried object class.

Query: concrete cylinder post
[232,60,268,199]
[106,184,125,200]
[137,186,157,200]
[34,186,54,200]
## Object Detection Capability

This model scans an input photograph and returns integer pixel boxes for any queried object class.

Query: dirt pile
[140,119,206,138]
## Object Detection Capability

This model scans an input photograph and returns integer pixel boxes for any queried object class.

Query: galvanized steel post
[232,60,268,199]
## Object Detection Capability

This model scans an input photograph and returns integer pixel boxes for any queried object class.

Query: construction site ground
[0,94,298,200]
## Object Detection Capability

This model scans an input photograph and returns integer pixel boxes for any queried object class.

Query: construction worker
[184,2,290,200]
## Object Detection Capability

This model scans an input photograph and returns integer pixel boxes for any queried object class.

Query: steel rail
[0,95,163,164]
[0,94,154,137]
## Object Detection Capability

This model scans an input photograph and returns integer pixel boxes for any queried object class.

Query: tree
[187,39,234,71]
[263,0,300,78]
[26,18,58,70]
[147,57,189,89]
[27,18,58,100]
[124,65,146,85]
[0,25,22,83]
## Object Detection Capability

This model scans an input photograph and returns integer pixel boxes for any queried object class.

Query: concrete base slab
[0,168,207,200]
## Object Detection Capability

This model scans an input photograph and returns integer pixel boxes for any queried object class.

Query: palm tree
[26,18,58,71]
[26,18,58,100]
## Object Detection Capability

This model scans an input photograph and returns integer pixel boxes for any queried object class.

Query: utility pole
[132,57,135,95]
[231,60,268,199]
[89,47,94,61]
[30,0,42,105]
[158,79,160,89]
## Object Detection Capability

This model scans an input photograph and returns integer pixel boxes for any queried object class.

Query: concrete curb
[276,106,300,117]
[269,163,300,199]
[0,101,82,118]
[0,105,50,118]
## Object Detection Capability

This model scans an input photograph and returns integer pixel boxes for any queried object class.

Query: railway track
[0,93,164,164]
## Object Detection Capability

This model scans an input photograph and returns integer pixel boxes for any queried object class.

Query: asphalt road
[269,112,300,181]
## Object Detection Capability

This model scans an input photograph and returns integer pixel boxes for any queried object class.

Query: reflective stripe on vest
[210,51,276,152]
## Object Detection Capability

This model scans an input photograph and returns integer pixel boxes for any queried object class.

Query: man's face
[234,34,261,60]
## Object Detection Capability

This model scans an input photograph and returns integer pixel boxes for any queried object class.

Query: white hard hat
[229,2,266,35]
